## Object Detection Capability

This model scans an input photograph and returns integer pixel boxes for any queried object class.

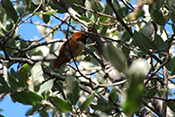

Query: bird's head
[72,32,88,44]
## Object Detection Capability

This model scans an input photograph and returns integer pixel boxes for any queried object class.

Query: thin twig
[73,3,116,19]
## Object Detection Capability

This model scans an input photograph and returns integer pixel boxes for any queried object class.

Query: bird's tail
[53,54,69,69]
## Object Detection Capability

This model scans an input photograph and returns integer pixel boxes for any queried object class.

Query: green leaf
[43,10,58,15]
[172,24,175,34]
[6,22,13,31]
[155,0,164,9]
[26,0,31,7]
[91,98,112,114]
[20,40,28,49]
[86,0,104,12]
[10,68,17,78]
[149,5,165,26]
[8,73,19,90]
[108,89,118,105]
[133,31,157,52]
[128,9,144,21]
[166,101,175,113]
[122,31,131,42]
[18,64,29,87]
[154,35,168,50]
[104,3,112,14]
[145,88,158,97]
[166,0,175,12]
[123,59,147,115]
[33,0,41,5]
[17,5,25,17]
[43,14,50,24]
[171,67,175,76]
[165,57,175,71]
[1,0,18,23]
[63,76,79,105]
[10,91,42,106]
[0,75,8,85]
[49,96,72,112]
[97,97,109,106]
[113,0,123,17]
[0,3,6,22]
[49,0,65,13]
[104,43,127,72]
[122,46,130,60]
[0,85,10,94]
[169,12,175,24]
[100,26,108,35]
[80,92,95,111]
[0,53,4,59]
[26,104,43,116]
[37,79,53,95]
[78,15,90,22]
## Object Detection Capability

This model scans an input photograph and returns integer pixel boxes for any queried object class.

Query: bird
[53,32,88,69]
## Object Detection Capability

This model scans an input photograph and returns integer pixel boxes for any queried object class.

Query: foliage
[0,0,175,116]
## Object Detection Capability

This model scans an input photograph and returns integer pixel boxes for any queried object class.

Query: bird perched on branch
[53,32,88,69]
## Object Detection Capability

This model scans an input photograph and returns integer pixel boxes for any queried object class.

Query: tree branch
[106,0,133,37]
[54,0,88,30]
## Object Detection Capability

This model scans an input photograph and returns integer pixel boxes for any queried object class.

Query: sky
[0,0,175,117]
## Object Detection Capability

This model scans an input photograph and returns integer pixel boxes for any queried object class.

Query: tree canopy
[0,0,175,116]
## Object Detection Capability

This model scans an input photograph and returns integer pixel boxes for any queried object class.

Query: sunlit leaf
[37,79,53,95]
[33,0,41,5]
[31,62,44,91]
[43,10,58,15]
